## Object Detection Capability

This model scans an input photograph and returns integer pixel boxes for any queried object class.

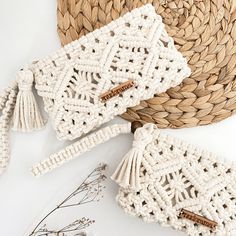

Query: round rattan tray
[57,0,236,128]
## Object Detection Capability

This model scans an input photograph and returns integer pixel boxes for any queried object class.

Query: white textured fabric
[32,4,190,141]
[115,124,236,236]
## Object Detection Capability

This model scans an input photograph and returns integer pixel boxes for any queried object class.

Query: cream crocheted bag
[0,5,190,175]
[112,123,236,235]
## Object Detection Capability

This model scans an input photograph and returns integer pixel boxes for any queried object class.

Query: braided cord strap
[31,123,131,177]
[0,81,18,173]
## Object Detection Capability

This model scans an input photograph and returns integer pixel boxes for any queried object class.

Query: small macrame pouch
[111,123,236,235]
[0,4,190,175]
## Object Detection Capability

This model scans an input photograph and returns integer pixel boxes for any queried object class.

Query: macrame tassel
[111,148,143,190]
[12,69,45,132]
[111,123,155,190]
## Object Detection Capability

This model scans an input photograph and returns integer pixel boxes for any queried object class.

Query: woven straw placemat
[57,0,236,128]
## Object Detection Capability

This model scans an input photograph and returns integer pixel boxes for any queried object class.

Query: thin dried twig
[29,163,107,236]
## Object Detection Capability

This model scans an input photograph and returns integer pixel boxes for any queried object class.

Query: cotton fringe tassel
[12,69,45,132]
[111,123,154,190]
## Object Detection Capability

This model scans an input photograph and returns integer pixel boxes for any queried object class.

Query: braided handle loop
[31,123,131,177]
[0,82,18,174]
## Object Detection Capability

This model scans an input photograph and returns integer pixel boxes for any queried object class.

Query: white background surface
[0,1,236,236]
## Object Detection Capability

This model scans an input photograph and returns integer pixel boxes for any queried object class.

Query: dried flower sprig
[29,163,107,236]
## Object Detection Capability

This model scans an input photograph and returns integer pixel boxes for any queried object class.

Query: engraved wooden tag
[100,80,134,102]
[179,209,218,230]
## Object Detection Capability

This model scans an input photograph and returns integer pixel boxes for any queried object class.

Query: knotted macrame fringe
[111,123,155,190]
[12,69,45,132]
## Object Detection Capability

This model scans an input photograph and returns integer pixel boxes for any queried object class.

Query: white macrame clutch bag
[0,4,190,175]
[112,123,236,236]
[32,4,190,141]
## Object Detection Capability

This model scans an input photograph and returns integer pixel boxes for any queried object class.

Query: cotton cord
[31,123,131,177]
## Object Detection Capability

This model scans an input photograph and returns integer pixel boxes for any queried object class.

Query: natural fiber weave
[57,0,236,128]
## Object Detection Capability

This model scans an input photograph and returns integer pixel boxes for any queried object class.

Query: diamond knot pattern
[34,5,190,140]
